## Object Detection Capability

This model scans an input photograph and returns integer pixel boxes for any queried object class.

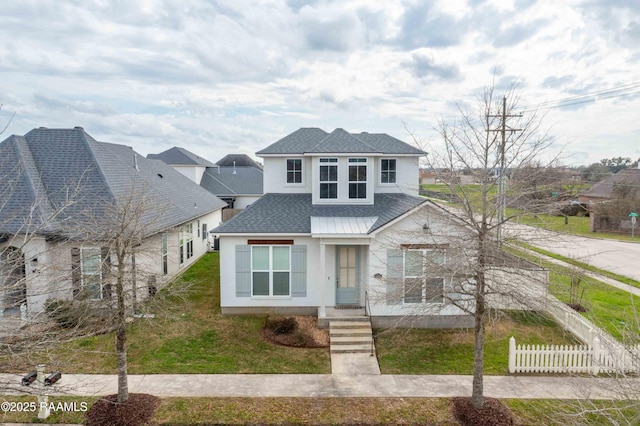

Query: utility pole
[487,96,522,247]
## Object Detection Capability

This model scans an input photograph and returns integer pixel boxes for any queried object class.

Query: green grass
[46,252,331,374]
[375,310,579,375]
[507,246,640,343]
[2,395,636,425]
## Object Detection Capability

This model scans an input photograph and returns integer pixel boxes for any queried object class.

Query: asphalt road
[503,222,640,281]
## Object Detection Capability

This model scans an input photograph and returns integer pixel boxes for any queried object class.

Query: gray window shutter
[71,247,81,297]
[291,245,307,297]
[386,249,403,305]
[235,245,251,297]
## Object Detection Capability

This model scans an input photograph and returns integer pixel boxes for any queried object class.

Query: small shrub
[265,316,298,334]
[290,329,315,347]
[45,298,91,329]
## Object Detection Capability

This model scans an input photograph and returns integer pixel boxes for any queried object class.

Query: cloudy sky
[1,0,639,166]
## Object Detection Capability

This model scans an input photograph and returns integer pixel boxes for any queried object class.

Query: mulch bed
[567,303,587,312]
[452,397,514,426]
[85,393,160,426]
[261,316,329,348]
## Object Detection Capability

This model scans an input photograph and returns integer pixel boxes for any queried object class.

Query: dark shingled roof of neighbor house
[200,166,263,196]
[0,127,226,237]
[147,146,216,167]
[256,128,427,156]
[212,193,427,234]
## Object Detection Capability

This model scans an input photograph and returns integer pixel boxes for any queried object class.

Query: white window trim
[402,249,446,305]
[285,158,304,186]
[319,158,338,199]
[380,158,397,185]
[161,233,168,275]
[80,247,103,300]
[186,223,194,260]
[348,157,367,199]
[250,245,292,298]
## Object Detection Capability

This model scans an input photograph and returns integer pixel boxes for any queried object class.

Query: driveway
[503,222,640,281]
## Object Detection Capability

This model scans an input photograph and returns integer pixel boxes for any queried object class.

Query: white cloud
[0,0,637,166]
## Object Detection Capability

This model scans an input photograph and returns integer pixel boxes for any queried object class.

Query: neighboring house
[148,149,263,217]
[202,154,263,212]
[579,165,640,234]
[0,127,227,318]
[579,166,640,206]
[213,128,490,328]
[147,146,216,184]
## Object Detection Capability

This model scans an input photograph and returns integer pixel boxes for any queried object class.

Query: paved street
[503,222,640,281]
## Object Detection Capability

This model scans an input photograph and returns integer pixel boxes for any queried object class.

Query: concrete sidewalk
[2,373,637,400]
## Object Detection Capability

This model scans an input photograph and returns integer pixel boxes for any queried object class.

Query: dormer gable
[259,128,426,202]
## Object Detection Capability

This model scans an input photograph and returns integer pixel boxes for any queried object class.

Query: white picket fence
[509,336,640,374]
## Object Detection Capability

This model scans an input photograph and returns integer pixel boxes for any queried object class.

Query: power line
[520,82,640,113]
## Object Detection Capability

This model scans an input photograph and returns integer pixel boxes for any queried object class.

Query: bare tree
[419,80,556,409]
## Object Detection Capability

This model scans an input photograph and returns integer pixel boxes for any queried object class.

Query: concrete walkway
[2,373,637,400]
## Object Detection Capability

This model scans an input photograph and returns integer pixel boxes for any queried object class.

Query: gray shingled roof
[0,128,226,237]
[216,154,262,169]
[580,168,640,200]
[147,146,216,167]
[212,193,427,234]
[255,128,426,156]
[200,166,263,196]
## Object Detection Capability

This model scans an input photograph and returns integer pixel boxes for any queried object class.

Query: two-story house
[212,128,479,328]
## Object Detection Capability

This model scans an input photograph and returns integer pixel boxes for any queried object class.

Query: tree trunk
[116,324,128,403]
[471,275,485,409]
[116,252,129,403]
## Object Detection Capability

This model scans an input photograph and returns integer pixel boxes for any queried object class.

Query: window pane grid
[381,159,397,183]
[286,159,302,183]
[403,250,445,304]
[320,158,338,199]
[251,246,291,296]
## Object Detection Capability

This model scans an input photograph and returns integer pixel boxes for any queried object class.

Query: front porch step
[329,319,375,354]
[330,320,370,329]
[331,344,373,354]
[330,336,374,345]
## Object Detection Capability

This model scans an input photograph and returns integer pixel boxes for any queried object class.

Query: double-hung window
[381,159,396,184]
[186,223,193,260]
[319,158,338,199]
[287,159,302,184]
[161,233,168,275]
[81,248,103,299]
[252,245,291,296]
[403,250,445,304]
[348,158,367,199]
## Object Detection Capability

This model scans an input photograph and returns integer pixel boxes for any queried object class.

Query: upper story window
[286,159,302,184]
[319,158,338,199]
[348,158,367,199]
[381,159,396,184]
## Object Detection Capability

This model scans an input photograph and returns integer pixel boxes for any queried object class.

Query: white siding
[374,157,420,196]
[219,236,328,309]
[368,204,474,317]
[262,157,313,193]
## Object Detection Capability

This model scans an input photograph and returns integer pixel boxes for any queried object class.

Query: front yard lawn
[375,310,579,375]
[48,252,331,374]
